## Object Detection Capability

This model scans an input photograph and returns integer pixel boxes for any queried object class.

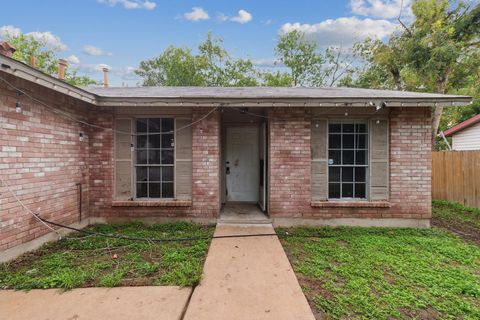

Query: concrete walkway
[0,286,191,320]
[184,223,315,320]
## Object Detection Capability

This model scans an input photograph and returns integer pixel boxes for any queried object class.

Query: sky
[0,0,418,86]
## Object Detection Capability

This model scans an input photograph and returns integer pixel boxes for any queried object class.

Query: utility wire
[0,177,327,243]
[0,177,59,235]
[0,76,220,137]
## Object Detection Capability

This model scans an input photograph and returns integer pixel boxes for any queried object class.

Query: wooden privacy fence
[432,151,480,208]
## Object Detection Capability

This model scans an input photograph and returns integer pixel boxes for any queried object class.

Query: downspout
[438,131,452,151]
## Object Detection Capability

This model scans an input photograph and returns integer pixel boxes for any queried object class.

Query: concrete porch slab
[0,286,192,320]
[183,224,315,320]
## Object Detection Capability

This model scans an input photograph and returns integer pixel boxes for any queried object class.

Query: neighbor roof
[444,114,480,137]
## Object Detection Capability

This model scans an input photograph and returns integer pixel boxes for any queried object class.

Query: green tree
[349,0,480,149]
[5,33,96,87]
[262,71,292,87]
[275,30,324,86]
[275,30,352,87]
[136,46,207,86]
[136,33,258,87]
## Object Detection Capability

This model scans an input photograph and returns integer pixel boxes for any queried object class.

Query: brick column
[191,107,221,217]
[389,107,432,217]
[268,108,311,217]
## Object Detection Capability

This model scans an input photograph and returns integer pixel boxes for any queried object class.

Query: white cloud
[280,17,398,47]
[67,55,80,64]
[0,25,21,39]
[230,9,252,24]
[350,0,412,19]
[252,58,282,68]
[184,7,210,21]
[26,31,68,51]
[0,25,68,51]
[218,9,253,24]
[97,0,156,10]
[82,45,113,56]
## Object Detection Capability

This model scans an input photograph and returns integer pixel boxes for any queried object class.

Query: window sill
[112,200,192,207]
[310,200,391,208]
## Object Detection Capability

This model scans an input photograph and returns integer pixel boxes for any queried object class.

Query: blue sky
[0,0,418,86]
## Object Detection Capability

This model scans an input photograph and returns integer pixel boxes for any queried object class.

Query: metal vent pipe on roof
[103,67,109,87]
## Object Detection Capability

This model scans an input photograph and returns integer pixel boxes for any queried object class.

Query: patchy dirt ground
[432,200,480,245]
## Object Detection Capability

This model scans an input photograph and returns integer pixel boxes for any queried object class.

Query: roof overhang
[0,54,473,108]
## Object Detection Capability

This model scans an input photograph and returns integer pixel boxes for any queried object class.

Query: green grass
[0,222,214,290]
[433,199,480,229]
[279,226,480,319]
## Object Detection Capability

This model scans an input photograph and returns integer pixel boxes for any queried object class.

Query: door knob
[226,167,230,175]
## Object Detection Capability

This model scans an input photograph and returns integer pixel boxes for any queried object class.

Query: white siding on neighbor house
[452,122,480,150]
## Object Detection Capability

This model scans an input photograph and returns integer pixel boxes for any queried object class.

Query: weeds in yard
[279,227,480,320]
[0,222,214,290]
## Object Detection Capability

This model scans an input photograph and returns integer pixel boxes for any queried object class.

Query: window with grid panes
[328,121,368,199]
[135,118,174,199]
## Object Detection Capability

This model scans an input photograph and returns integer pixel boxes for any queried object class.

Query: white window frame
[134,117,175,200]
[327,119,369,200]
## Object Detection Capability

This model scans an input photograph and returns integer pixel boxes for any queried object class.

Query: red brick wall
[268,107,432,219]
[88,107,221,219]
[0,75,90,251]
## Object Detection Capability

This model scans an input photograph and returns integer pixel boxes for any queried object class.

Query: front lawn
[279,226,480,319]
[0,222,214,290]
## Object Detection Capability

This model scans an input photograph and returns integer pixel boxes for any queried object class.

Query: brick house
[0,51,472,260]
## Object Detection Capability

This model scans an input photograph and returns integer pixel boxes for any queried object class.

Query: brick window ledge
[311,200,391,208]
[112,200,192,207]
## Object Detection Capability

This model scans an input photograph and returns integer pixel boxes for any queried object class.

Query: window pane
[355,167,366,182]
[343,124,354,133]
[343,134,354,149]
[149,167,161,181]
[136,167,148,182]
[136,119,147,133]
[343,150,354,165]
[162,150,174,164]
[355,150,366,165]
[137,135,147,148]
[162,119,174,133]
[162,167,174,181]
[355,183,366,198]
[148,119,161,133]
[342,183,354,198]
[329,167,340,182]
[342,167,354,182]
[149,183,161,198]
[162,182,174,198]
[329,150,341,165]
[328,134,341,149]
[149,134,160,148]
[136,183,147,198]
[162,134,174,148]
[355,123,366,133]
[148,150,161,164]
[356,134,366,149]
[137,150,147,164]
[329,123,341,133]
[329,183,340,198]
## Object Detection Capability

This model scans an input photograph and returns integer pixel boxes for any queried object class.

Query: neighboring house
[443,114,480,150]
[0,48,472,257]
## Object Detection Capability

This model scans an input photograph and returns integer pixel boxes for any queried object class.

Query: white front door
[226,126,259,202]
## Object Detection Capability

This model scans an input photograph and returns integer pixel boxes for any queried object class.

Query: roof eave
[0,54,98,104]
